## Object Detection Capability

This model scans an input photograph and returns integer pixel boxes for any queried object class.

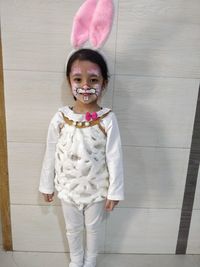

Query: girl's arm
[105,112,124,208]
[39,113,61,201]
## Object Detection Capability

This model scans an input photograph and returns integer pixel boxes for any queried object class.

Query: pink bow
[85,112,98,121]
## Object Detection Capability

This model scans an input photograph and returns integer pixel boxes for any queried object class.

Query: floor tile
[12,251,70,267]
[97,254,200,267]
[1,251,200,267]
[0,251,18,267]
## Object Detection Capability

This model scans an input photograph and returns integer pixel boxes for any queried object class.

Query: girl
[39,48,124,267]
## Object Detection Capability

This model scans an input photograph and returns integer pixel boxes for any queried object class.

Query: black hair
[66,48,110,85]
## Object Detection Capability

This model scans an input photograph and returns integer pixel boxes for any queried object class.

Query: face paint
[69,61,104,104]
[76,86,96,102]
[71,81,79,97]
[71,81,103,102]
[71,67,82,76]
[72,85,98,103]
[76,88,96,94]
[87,68,102,96]
[87,68,101,76]
[93,84,102,96]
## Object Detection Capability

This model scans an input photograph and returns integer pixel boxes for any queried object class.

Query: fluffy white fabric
[55,123,109,210]
[39,106,124,209]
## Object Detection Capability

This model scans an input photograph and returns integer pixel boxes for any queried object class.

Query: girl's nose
[82,84,90,90]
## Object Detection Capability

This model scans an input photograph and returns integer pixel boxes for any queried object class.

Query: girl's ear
[89,0,114,48]
[71,0,98,48]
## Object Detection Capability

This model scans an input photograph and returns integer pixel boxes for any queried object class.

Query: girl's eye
[90,78,98,83]
[74,78,81,83]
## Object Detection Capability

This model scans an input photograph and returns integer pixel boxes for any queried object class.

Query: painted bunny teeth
[76,88,96,94]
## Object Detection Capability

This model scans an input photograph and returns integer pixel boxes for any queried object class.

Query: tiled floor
[0,251,200,267]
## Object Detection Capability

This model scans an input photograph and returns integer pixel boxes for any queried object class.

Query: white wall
[0,0,200,253]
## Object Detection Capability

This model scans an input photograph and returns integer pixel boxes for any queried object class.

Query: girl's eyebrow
[87,70,100,76]
[72,73,82,76]
[71,67,82,76]
[89,73,99,77]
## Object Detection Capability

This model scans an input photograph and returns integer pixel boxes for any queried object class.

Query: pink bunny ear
[71,0,98,48]
[89,0,114,48]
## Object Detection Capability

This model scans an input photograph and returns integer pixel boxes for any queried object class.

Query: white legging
[61,200,105,267]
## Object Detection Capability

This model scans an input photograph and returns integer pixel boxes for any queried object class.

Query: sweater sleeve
[39,112,61,194]
[105,112,124,200]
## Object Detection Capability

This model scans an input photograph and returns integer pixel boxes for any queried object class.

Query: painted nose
[82,84,90,90]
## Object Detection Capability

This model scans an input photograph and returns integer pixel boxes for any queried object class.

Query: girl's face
[69,60,105,104]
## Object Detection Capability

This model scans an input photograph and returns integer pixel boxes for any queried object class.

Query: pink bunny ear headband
[71,0,114,49]
[65,0,114,70]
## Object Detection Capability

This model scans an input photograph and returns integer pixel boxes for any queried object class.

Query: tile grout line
[11,203,199,211]
[6,141,192,150]
[110,0,120,111]
[11,252,20,267]
[3,68,200,80]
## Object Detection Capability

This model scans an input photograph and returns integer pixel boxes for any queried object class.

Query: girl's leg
[83,201,105,267]
[61,200,84,267]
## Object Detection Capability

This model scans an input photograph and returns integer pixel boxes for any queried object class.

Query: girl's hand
[105,199,119,211]
[42,193,54,202]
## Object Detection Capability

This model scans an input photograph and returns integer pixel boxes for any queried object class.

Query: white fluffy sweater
[39,106,124,209]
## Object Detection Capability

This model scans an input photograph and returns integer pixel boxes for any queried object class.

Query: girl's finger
[105,199,110,210]
[47,193,54,202]
[105,200,114,211]
[105,200,120,211]
[42,193,54,202]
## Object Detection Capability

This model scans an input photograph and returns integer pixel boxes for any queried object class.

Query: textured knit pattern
[54,118,109,210]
